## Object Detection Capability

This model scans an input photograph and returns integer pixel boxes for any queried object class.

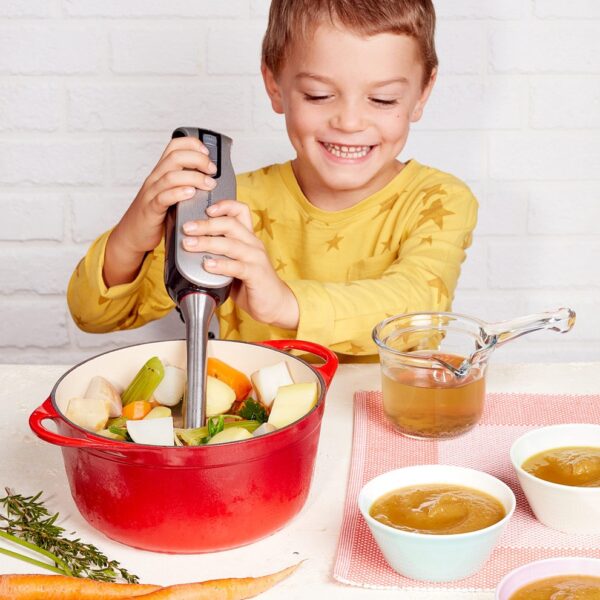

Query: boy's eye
[370,98,399,106]
[303,93,332,102]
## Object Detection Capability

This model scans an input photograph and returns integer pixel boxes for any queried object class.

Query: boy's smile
[263,22,436,210]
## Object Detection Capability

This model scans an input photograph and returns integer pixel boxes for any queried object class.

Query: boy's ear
[261,64,284,114]
[410,68,437,123]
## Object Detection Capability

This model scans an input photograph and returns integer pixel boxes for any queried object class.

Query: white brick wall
[1,1,599,364]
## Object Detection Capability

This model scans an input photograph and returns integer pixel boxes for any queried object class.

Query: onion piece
[152,365,186,407]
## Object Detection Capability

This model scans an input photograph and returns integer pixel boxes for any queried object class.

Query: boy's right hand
[104,136,218,287]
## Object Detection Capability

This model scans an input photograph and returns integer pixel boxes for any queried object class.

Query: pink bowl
[496,557,600,599]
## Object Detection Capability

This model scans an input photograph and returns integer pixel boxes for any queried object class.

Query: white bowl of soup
[358,465,515,582]
[496,557,600,600]
[510,424,600,534]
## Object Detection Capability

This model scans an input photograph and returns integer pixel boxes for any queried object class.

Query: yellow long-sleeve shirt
[67,160,478,361]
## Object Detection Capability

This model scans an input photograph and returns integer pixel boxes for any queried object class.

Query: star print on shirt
[380,238,393,252]
[326,233,343,251]
[428,276,449,303]
[347,342,365,354]
[420,236,433,246]
[253,208,276,239]
[274,258,287,273]
[376,193,400,217]
[417,199,455,230]
[221,307,242,337]
[420,184,447,205]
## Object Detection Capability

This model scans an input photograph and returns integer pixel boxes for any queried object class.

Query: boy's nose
[330,100,366,132]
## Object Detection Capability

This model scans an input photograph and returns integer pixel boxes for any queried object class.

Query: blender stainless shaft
[164,128,236,429]
[179,292,216,428]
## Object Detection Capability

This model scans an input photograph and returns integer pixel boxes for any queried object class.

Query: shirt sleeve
[67,230,174,333]
[285,184,478,356]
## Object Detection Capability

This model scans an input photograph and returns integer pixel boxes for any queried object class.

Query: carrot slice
[0,574,159,600]
[125,562,301,599]
[207,358,252,402]
[122,400,153,420]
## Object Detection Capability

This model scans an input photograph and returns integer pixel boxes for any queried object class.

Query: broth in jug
[381,352,485,439]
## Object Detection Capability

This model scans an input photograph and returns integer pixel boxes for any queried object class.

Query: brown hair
[261,0,438,88]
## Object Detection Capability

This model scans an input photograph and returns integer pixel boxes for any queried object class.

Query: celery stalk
[121,357,164,406]
[107,416,126,428]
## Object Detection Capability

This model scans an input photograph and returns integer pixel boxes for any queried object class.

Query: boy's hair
[262,0,438,88]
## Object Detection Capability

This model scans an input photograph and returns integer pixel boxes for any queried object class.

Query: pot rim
[47,338,331,451]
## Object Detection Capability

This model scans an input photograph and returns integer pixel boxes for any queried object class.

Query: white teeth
[323,142,371,159]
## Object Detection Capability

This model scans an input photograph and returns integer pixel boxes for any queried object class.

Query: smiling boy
[68,0,478,361]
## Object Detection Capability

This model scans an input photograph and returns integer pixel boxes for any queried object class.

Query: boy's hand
[104,136,218,286]
[181,200,300,330]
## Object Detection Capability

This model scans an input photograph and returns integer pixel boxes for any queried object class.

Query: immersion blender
[164,128,236,428]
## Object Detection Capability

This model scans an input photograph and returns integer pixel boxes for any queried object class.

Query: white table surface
[1,361,599,599]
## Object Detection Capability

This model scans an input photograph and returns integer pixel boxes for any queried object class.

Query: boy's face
[263,22,435,208]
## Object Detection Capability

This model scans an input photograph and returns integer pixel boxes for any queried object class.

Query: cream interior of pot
[54,340,320,418]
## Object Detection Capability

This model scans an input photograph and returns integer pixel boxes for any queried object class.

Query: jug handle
[260,339,339,388]
[484,307,576,347]
[29,397,138,451]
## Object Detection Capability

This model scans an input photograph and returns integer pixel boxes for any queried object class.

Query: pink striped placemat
[334,391,600,591]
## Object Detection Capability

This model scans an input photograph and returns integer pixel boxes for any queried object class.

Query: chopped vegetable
[236,398,267,423]
[107,416,126,429]
[252,423,277,437]
[268,382,318,429]
[207,358,253,401]
[207,427,253,445]
[144,406,172,420]
[0,574,158,598]
[0,490,138,583]
[97,428,126,441]
[250,362,294,408]
[175,420,261,446]
[121,400,153,421]
[152,365,185,407]
[121,357,164,406]
[207,415,225,439]
[126,417,174,446]
[84,376,122,418]
[206,376,236,417]
[65,398,109,432]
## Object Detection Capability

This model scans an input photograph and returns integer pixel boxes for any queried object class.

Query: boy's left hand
[181,200,299,330]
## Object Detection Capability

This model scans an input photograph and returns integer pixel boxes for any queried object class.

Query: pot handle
[260,339,338,388]
[29,397,132,451]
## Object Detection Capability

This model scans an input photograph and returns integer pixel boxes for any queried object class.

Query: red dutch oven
[29,339,337,554]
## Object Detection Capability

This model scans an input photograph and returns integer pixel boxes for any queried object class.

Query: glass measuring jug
[372,308,575,439]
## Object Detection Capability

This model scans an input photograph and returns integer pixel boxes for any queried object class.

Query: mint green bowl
[358,465,516,582]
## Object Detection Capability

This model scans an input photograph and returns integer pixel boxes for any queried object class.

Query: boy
[68,0,478,361]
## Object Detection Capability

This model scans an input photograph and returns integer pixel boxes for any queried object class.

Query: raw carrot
[207,358,253,402]
[124,562,301,600]
[122,400,153,420]
[0,574,159,600]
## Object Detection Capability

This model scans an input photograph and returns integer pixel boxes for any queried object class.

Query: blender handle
[260,339,339,388]
[29,397,138,451]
